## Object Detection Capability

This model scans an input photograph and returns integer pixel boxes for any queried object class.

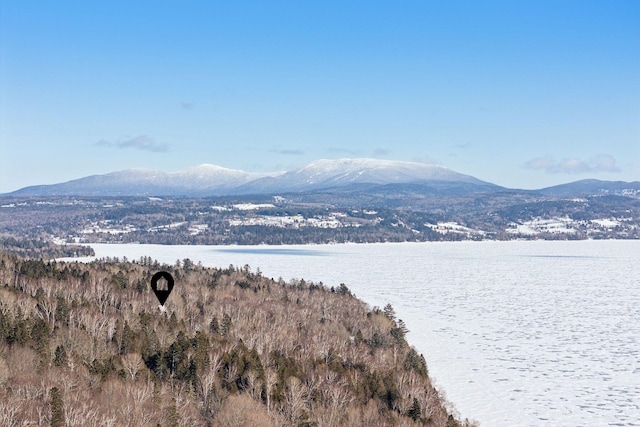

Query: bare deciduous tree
[283,376,307,424]
[122,353,144,381]
[215,394,273,427]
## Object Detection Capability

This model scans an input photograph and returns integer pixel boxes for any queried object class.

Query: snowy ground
[67,240,640,426]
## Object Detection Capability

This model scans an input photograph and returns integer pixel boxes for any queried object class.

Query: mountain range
[4,158,640,198]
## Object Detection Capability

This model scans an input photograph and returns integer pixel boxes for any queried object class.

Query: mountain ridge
[538,179,640,197]
[7,164,278,197]
[4,158,639,198]
[232,158,494,194]
[5,158,497,197]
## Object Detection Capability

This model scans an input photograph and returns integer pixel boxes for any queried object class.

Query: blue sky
[1,1,638,193]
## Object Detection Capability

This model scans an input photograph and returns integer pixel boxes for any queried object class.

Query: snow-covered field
[69,240,640,426]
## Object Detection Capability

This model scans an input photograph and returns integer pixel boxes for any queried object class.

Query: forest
[0,237,94,259]
[0,250,477,426]
[1,194,638,247]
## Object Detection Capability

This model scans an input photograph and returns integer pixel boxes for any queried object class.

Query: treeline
[0,251,476,426]
[113,224,445,246]
[0,236,95,259]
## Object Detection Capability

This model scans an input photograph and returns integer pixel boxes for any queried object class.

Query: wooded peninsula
[0,250,477,426]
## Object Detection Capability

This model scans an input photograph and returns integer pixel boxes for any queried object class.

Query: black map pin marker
[151,271,174,306]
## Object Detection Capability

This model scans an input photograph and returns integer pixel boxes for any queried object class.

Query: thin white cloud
[326,147,360,156]
[268,148,305,155]
[525,154,620,174]
[96,135,169,153]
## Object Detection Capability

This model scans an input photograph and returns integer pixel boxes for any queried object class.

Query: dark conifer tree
[165,397,180,427]
[55,295,70,328]
[209,316,219,334]
[221,313,232,337]
[121,321,136,354]
[54,345,68,367]
[383,303,396,322]
[408,397,421,421]
[50,387,65,427]
[30,316,50,357]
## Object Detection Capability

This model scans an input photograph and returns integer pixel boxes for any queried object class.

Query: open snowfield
[68,240,640,426]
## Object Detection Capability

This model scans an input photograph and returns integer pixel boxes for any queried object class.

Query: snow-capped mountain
[9,158,636,198]
[6,158,496,197]
[9,165,277,196]
[235,158,490,193]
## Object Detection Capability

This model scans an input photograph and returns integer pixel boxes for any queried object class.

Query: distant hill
[539,179,640,198]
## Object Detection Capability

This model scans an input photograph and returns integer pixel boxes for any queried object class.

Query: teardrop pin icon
[151,271,174,306]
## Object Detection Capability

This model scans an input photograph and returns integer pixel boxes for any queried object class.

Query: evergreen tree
[192,330,210,373]
[55,295,70,328]
[221,313,232,337]
[408,397,421,421]
[383,303,396,322]
[10,313,29,346]
[50,387,65,427]
[391,319,410,345]
[54,345,68,367]
[397,319,409,335]
[165,398,180,427]
[337,283,351,295]
[404,348,429,378]
[30,316,50,357]
[121,321,137,354]
[209,316,219,334]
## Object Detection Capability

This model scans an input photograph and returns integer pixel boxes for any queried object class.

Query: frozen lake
[72,240,640,426]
